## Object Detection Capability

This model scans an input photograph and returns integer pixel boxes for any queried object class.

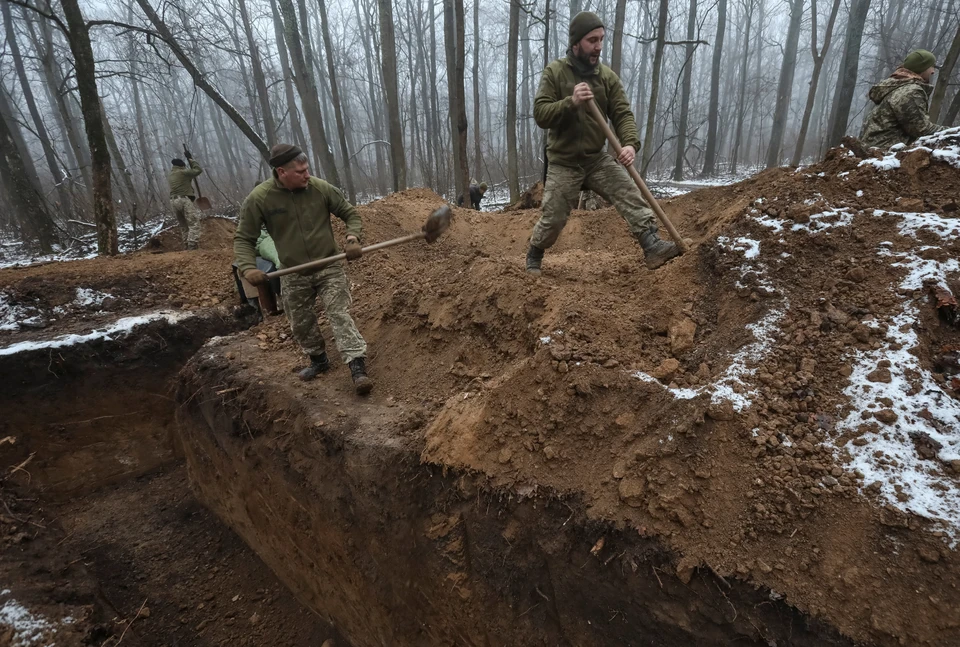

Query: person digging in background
[457,181,488,210]
[860,49,945,150]
[525,11,680,276]
[167,151,203,250]
[234,143,373,395]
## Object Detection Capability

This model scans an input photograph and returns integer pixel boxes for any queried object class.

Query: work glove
[244,268,269,286]
[344,238,362,261]
[184,147,194,160]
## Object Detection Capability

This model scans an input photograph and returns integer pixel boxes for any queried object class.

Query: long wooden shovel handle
[266,232,426,279]
[585,100,689,253]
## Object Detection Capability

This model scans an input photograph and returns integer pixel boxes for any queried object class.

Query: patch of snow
[73,287,112,307]
[859,154,901,171]
[0,294,41,332]
[0,310,195,357]
[0,593,67,646]
[856,190,864,197]
[539,335,551,344]
[871,209,960,241]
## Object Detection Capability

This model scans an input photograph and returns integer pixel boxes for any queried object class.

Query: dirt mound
[504,181,544,211]
[143,215,238,253]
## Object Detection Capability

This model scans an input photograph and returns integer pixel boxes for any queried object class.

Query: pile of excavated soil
[503,181,543,211]
[143,215,238,253]
[243,133,960,645]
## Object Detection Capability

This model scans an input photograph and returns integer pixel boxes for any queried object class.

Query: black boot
[348,357,373,395]
[526,244,544,276]
[298,353,331,381]
[638,230,681,270]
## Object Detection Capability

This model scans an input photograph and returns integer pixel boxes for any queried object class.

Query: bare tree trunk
[521,10,533,179]
[239,0,278,148]
[931,22,960,121]
[136,0,269,161]
[101,106,140,232]
[702,0,728,175]
[0,109,58,252]
[353,0,388,195]
[792,0,841,165]
[944,84,960,125]
[826,0,872,147]
[611,0,628,75]
[641,0,669,177]
[444,0,470,197]
[764,0,803,168]
[270,0,308,149]
[275,0,341,184]
[673,0,698,180]
[61,0,116,255]
[2,0,74,215]
[473,0,483,177]
[729,0,754,173]
[506,0,521,201]
[378,0,407,191]
[317,0,357,201]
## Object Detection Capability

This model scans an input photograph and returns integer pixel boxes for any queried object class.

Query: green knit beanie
[569,11,604,47]
[903,49,936,74]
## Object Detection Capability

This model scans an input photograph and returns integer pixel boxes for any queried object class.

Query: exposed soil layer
[0,310,342,646]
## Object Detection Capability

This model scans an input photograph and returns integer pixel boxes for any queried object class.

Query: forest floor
[2,130,960,645]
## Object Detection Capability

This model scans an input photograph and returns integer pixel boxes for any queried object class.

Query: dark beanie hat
[569,11,604,47]
[269,143,304,168]
[171,158,185,167]
[903,49,936,74]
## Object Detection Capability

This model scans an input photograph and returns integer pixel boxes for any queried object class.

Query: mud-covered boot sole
[644,243,682,270]
[353,376,373,395]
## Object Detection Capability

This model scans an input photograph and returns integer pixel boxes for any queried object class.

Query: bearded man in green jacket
[234,144,372,395]
[526,11,680,275]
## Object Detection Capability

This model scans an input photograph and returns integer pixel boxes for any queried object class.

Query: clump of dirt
[503,181,543,211]
[143,215,238,252]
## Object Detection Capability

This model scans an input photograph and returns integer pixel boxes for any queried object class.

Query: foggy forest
[0,0,958,256]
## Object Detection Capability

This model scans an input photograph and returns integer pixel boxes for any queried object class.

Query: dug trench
[5,133,960,645]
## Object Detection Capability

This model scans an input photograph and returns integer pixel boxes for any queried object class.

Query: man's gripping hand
[345,235,362,261]
[617,145,636,167]
[571,82,594,107]
[244,269,269,286]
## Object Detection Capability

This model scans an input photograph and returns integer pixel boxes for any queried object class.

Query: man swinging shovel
[234,143,453,396]
[167,144,210,250]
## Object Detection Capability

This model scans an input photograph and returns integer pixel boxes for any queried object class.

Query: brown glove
[244,268,269,286]
[344,238,362,261]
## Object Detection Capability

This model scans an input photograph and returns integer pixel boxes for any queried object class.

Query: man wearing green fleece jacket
[234,144,372,395]
[526,11,680,274]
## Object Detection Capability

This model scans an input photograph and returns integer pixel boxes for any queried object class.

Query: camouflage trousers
[530,154,656,250]
[280,264,367,363]
[170,195,201,247]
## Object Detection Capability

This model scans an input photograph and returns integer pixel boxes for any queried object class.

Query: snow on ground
[0,294,42,332]
[0,310,195,356]
[0,590,73,646]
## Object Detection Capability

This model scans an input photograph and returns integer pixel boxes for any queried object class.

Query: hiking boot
[639,230,681,270]
[298,353,331,381]
[348,357,373,395]
[526,245,544,276]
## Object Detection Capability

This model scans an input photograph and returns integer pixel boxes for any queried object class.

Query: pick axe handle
[585,100,689,253]
[266,232,426,278]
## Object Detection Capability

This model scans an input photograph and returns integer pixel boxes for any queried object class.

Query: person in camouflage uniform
[168,153,204,250]
[860,49,944,150]
[525,11,680,276]
[234,143,372,395]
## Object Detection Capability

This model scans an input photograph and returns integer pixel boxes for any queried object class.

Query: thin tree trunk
[641,0,669,177]
[826,0,872,147]
[702,0,728,175]
[764,0,803,168]
[101,105,140,231]
[317,0,357,201]
[473,0,483,176]
[0,108,57,252]
[931,22,960,121]
[239,0,278,147]
[444,0,470,197]
[506,0,521,201]
[61,0,116,255]
[136,0,269,161]
[729,0,754,173]
[2,0,74,216]
[353,0,388,195]
[270,0,308,149]
[673,0,698,180]
[378,0,407,190]
[944,84,960,125]
[611,0,628,75]
[792,0,841,165]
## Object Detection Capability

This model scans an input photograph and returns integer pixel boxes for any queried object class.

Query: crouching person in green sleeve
[234,144,373,395]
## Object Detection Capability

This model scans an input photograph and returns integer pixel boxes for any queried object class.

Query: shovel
[183,143,212,211]
[586,100,688,254]
[267,205,453,279]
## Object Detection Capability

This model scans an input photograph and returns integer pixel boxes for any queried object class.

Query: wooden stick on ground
[585,99,689,253]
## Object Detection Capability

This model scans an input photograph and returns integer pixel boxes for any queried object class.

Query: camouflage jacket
[860,70,943,149]
[168,160,202,198]
[534,55,640,167]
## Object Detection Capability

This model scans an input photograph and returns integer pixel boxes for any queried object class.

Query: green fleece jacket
[234,177,362,275]
[168,160,202,198]
[534,56,641,167]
